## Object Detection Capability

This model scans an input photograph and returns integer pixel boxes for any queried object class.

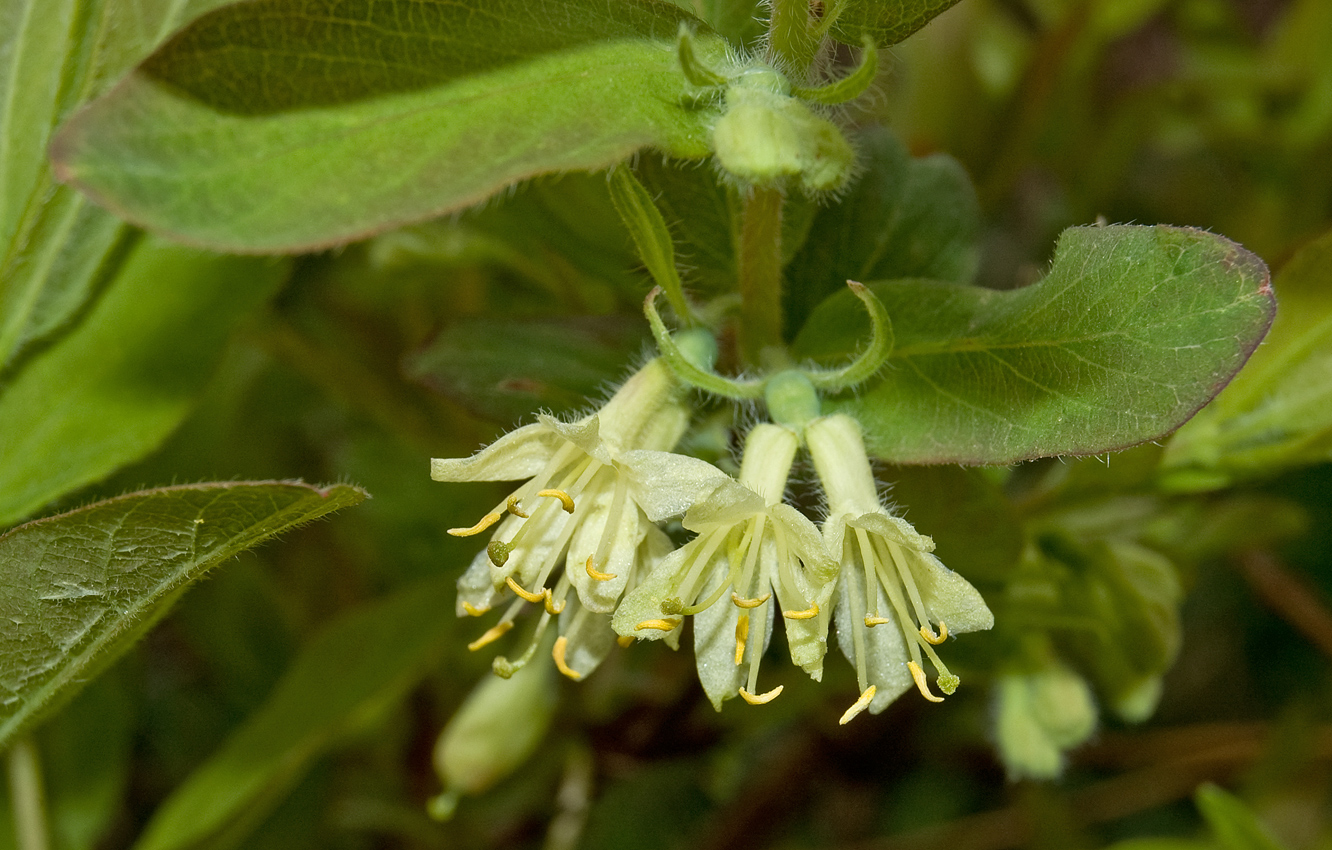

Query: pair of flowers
[431,357,992,723]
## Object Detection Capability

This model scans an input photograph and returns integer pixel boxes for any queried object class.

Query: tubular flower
[613,423,837,709]
[433,358,730,678]
[805,413,994,724]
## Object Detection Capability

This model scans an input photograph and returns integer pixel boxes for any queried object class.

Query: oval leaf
[51,0,720,252]
[794,225,1274,464]
[131,575,453,850]
[0,481,367,749]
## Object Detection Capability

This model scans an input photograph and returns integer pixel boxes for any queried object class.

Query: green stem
[736,186,785,365]
[7,738,51,850]
[767,0,818,72]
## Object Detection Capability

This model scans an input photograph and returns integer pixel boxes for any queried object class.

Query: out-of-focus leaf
[407,316,646,424]
[794,226,1274,464]
[0,239,288,526]
[784,127,979,331]
[131,575,455,850]
[1162,229,1332,491]
[0,0,238,373]
[1195,783,1290,850]
[0,482,367,749]
[52,0,720,252]
[827,0,963,48]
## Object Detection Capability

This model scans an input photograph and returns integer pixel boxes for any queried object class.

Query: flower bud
[994,662,1097,780]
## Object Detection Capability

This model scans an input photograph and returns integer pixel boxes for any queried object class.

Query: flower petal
[908,549,994,634]
[681,477,765,531]
[566,486,646,614]
[611,545,688,641]
[845,510,935,553]
[431,421,564,482]
[833,575,913,712]
[456,548,504,616]
[539,414,611,465]
[557,603,617,679]
[617,449,732,522]
[694,559,772,710]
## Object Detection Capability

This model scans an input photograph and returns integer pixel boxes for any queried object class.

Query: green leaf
[130,575,454,850]
[827,0,963,48]
[0,239,288,527]
[0,481,367,749]
[1162,229,1332,491]
[0,0,239,373]
[793,226,1274,464]
[608,165,690,317]
[406,316,646,424]
[1195,784,1290,850]
[51,0,721,252]
[784,127,978,331]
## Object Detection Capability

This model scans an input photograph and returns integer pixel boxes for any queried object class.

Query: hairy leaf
[0,239,288,526]
[131,575,452,850]
[1162,228,1332,490]
[0,482,367,749]
[828,0,963,48]
[794,226,1274,464]
[51,0,720,252]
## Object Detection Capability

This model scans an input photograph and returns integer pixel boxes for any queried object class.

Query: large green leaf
[794,226,1274,464]
[0,238,288,527]
[0,0,238,373]
[131,575,454,850]
[783,127,979,335]
[51,0,721,252]
[827,0,962,48]
[0,482,367,749]
[1161,229,1332,491]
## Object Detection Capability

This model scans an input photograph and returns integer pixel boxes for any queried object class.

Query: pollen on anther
[552,636,582,680]
[731,592,771,609]
[734,614,750,665]
[585,555,617,582]
[908,660,944,703]
[739,685,783,705]
[839,685,877,725]
[466,620,513,651]
[920,621,949,644]
[505,576,546,604]
[448,512,502,537]
[635,618,682,632]
[864,615,891,626]
[783,602,819,620]
[543,592,565,615]
[616,635,635,648]
[506,494,529,518]
[461,601,489,617]
[537,488,576,513]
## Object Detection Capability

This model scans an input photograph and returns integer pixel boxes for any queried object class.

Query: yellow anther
[616,635,635,648]
[783,602,819,620]
[506,494,528,518]
[734,614,750,665]
[731,592,771,609]
[839,686,877,725]
[461,601,489,617]
[543,593,565,615]
[585,555,617,582]
[864,615,891,627]
[537,488,576,513]
[635,618,682,632]
[908,661,944,703]
[466,620,513,651]
[505,576,546,604]
[552,636,582,681]
[448,512,502,537]
[738,685,784,705]
[920,621,948,645]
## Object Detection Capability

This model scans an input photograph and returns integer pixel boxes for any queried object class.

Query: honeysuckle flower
[433,358,730,679]
[805,413,994,724]
[613,423,837,709]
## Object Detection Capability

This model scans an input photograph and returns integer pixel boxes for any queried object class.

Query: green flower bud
[994,662,1097,780]
[711,83,854,193]
[429,652,558,820]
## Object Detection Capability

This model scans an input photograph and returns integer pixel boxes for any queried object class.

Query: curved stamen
[734,614,750,665]
[864,615,890,626]
[783,602,819,620]
[635,618,682,632]
[908,660,944,703]
[537,488,576,513]
[461,602,489,617]
[732,592,772,609]
[552,636,582,681]
[448,512,502,537]
[738,685,783,705]
[506,495,528,518]
[505,576,546,604]
[921,621,949,645]
[839,685,877,725]
[585,555,617,582]
[466,620,513,651]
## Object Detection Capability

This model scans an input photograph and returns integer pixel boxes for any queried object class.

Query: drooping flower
[433,358,729,679]
[613,423,837,708]
[805,413,994,723]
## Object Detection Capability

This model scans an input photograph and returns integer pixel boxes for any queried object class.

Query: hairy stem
[767,0,818,72]
[736,187,785,365]
[7,738,50,850]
